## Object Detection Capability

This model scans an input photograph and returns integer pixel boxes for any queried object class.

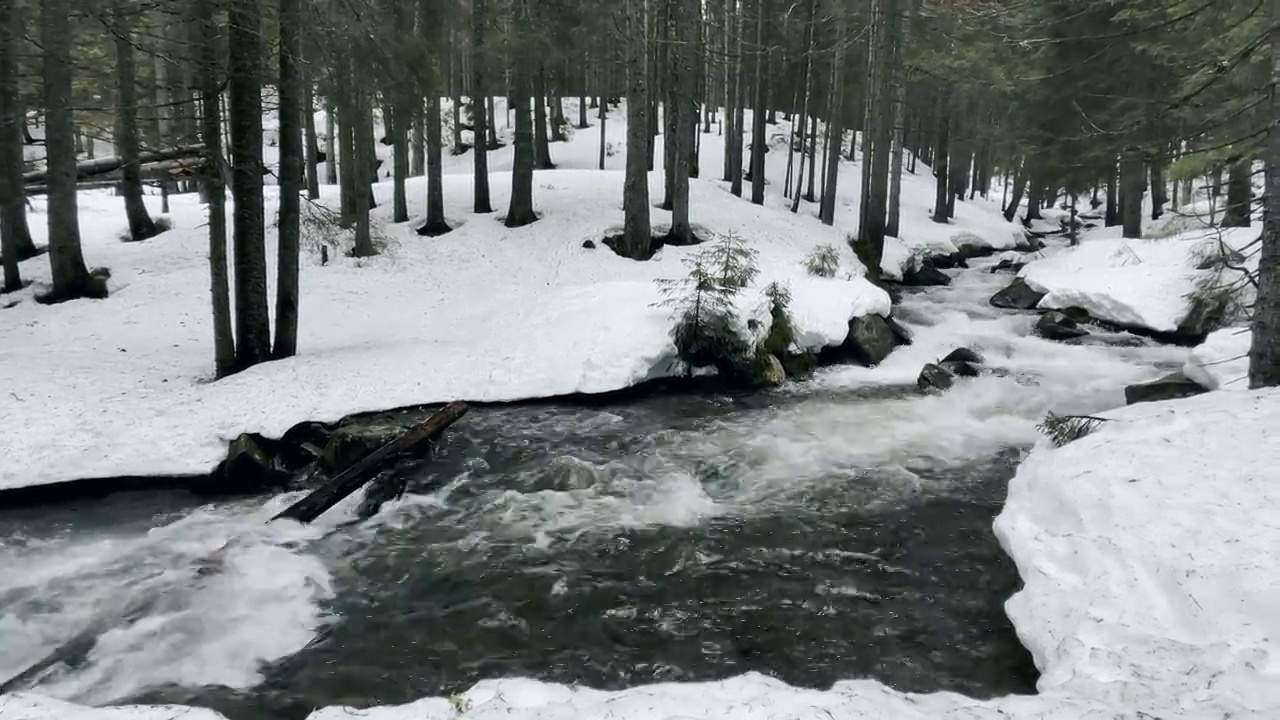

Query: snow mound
[1018,227,1256,333]
[1183,326,1252,390]
[950,230,1019,253]
[0,693,227,720]
[879,235,959,280]
[994,388,1280,716]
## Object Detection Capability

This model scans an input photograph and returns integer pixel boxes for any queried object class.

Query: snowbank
[1184,326,1252,390]
[0,169,887,491]
[0,694,226,720]
[1018,226,1256,334]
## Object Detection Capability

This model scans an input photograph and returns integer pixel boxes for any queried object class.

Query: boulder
[917,363,955,392]
[1035,310,1090,341]
[990,258,1026,274]
[925,252,968,270]
[842,314,900,367]
[1124,372,1210,406]
[780,350,817,380]
[276,421,332,473]
[884,315,914,346]
[755,353,787,388]
[990,279,1046,310]
[941,360,982,378]
[582,240,597,249]
[902,264,952,287]
[941,347,983,364]
[218,434,290,493]
[320,414,418,472]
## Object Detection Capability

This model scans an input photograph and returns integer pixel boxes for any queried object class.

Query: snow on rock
[1184,326,1252,390]
[0,167,886,491]
[950,230,1020,254]
[879,235,959,281]
[1018,226,1256,333]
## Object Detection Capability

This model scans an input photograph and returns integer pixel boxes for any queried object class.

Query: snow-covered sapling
[804,244,840,278]
[1036,412,1109,448]
[656,231,759,377]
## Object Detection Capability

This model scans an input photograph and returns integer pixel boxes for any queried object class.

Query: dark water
[122,390,1038,719]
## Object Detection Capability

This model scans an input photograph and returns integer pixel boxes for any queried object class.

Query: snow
[1184,326,1253,390]
[14,387,1272,718]
[1017,226,1257,333]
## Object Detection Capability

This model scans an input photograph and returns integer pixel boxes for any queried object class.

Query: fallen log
[0,402,468,694]
[22,144,204,185]
[274,400,469,524]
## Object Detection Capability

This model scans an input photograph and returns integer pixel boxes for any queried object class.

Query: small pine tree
[1036,412,1109,447]
[656,232,760,376]
[762,281,795,356]
[804,244,840,278]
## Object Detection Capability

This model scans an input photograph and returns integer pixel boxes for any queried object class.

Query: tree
[471,0,494,213]
[506,3,538,230]
[418,0,451,236]
[1249,0,1280,388]
[0,0,30,291]
[274,0,303,359]
[619,0,652,259]
[40,0,105,303]
[667,0,696,243]
[112,0,159,242]
[748,0,767,206]
[195,0,234,377]
[227,0,270,366]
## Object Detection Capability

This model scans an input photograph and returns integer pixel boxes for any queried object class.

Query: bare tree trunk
[1105,161,1119,226]
[748,0,767,205]
[1120,146,1144,238]
[274,0,302,359]
[788,2,815,214]
[228,0,270,365]
[1,0,32,290]
[40,0,103,303]
[730,0,745,197]
[668,0,695,242]
[412,109,426,177]
[471,0,493,212]
[506,42,538,228]
[304,63,320,200]
[391,95,409,222]
[337,72,357,227]
[1003,160,1025,223]
[533,66,555,169]
[858,0,895,272]
[324,96,338,185]
[1224,159,1252,228]
[621,0,652,259]
[598,94,607,170]
[931,90,950,223]
[885,0,910,238]
[112,0,159,242]
[1249,0,1280,387]
[196,0,234,377]
[419,0,451,237]
[351,78,377,257]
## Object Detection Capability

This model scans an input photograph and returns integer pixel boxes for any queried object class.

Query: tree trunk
[391,96,409,222]
[1105,161,1119,226]
[668,0,695,242]
[885,0,910,238]
[352,80,377,257]
[533,67,555,169]
[471,0,493,213]
[1120,146,1144,238]
[1,0,33,290]
[1025,175,1043,224]
[1150,152,1167,220]
[931,91,950,223]
[228,0,269,365]
[549,94,567,141]
[1224,159,1252,228]
[337,73,357,227]
[412,108,426,178]
[506,51,537,228]
[304,65,320,200]
[598,94,607,170]
[419,1,451,238]
[789,0,816,214]
[721,0,736,183]
[112,0,158,243]
[730,0,745,197]
[1003,161,1025,223]
[818,9,844,227]
[195,0,234,377]
[450,48,463,154]
[748,0,767,206]
[621,0,652,259]
[858,0,896,271]
[274,0,302,360]
[1249,0,1280,387]
[324,96,338,186]
[40,0,102,303]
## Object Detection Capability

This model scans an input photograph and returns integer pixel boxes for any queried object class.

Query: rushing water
[0,256,1190,719]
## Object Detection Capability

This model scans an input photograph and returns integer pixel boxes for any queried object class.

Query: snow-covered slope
[1017,225,1256,334]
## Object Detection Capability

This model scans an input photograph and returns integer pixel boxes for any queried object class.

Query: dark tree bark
[661,0,676,210]
[337,72,357,227]
[112,0,159,242]
[668,0,695,243]
[818,10,844,227]
[748,0,767,206]
[858,0,896,272]
[506,49,537,228]
[533,67,555,169]
[1224,159,1252,228]
[40,0,104,303]
[352,79,377,257]
[1250,0,1280,387]
[620,0,652,259]
[1120,146,1144,238]
[419,0,451,236]
[1150,151,1168,220]
[324,96,338,185]
[471,0,493,213]
[598,93,607,169]
[274,0,303,359]
[789,0,815,214]
[885,0,910,238]
[412,109,426,178]
[1003,160,1025,223]
[729,0,745,197]
[0,0,32,291]
[391,99,410,223]
[931,91,950,224]
[1105,161,1119,226]
[549,93,567,141]
[228,0,270,365]
[304,60,320,200]
[450,46,463,154]
[195,0,234,377]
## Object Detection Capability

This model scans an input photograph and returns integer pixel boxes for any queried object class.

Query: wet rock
[884,315,914,346]
[951,232,998,259]
[990,258,1026,274]
[582,240,596,249]
[218,434,289,492]
[842,314,900,367]
[902,264,952,287]
[277,421,331,472]
[941,360,982,378]
[917,363,955,392]
[925,252,968,270]
[1124,372,1210,406]
[754,352,787,388]
[990,279,1046,310]
[1035,310,1090,341]
[780,350,817,380]
[941,347,983,365]
[320,414,418,472]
